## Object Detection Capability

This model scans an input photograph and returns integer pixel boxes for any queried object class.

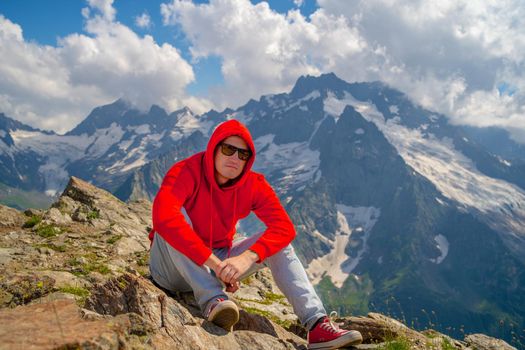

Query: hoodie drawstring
[209,185,213,251]
[227,189,237,258]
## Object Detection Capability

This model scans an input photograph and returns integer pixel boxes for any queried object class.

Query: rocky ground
[0,176,518,349]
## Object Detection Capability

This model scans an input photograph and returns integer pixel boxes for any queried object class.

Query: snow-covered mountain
[0,99,209,198]
[1,73,524,344]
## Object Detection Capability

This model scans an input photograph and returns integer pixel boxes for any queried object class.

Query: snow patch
[129,124,150,135]
[118,138,134,151]
[253,134,320,193]
[435,197,446,206]
[10,129,95,194]
[85,123,125,158]
[307,205,380,288]
[430,234,449,264]
[323,91,350,122]
[170,110,212,140]
[498,157,511,167]
[0,130,6,138]
[106,132,164,173]
[355,128,365,135]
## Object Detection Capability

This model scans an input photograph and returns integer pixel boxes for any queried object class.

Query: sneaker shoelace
[320,311,345,334]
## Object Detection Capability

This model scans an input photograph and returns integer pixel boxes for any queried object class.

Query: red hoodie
[149,119,296,266]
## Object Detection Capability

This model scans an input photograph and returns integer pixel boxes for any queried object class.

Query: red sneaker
[308,312,363,349]
[205,298,239,332]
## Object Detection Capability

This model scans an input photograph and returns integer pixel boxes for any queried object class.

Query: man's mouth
[225,163,238,169]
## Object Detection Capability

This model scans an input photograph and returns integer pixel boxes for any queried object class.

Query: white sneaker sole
[207,300,240,332]
[308,330,363,349]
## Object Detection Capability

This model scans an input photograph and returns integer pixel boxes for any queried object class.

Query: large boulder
[85,273,307,349]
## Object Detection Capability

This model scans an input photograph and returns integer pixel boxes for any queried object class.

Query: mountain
[1,73,524,346]
[0,100,210,197]
[0,113,53,193]
[460,125,525,162]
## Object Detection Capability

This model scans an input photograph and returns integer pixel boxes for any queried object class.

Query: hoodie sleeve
[152,162,212,266]
[249,175,296,263]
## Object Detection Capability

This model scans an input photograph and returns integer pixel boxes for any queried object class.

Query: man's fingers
[216,261,227,275]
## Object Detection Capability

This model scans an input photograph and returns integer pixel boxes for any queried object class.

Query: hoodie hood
[204,119,256,190]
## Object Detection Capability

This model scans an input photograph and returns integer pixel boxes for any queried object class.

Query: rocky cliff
[0,177,517,349]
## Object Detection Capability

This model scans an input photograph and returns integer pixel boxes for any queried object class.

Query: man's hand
[217,250,259,284]
[204,253,223,276]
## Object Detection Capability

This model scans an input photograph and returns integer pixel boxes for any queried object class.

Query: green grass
[242,275,253,285]
[263,292,286,303]
[136,252,149,267]
[441,338,456,350]
[243,306,293,329]
[106,235,122,244]
[59,285,90,298]
[83,262,111,275]
[34,243,67,252]
[376,335,412,350]
[59,285,90,306]
[23,215,42,228]
[87,210,100,220]
[68,254,111,276]
[36,224,61,238]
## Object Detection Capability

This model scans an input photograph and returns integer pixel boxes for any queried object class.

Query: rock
[0,204,25,227]
[56,177,151,239]
[0,299,139,349]
[339,312,429,346]
[85,273,307,349]
[233,269,298,326]
[37,246,54,255]
[234,309,305,347]
[29,291,78,305]
[5,231,20,239]
[0,248,18,266]
[34,270,90,289]
[24,208,43,217]
[0,274,55,307]
[113,236,148,256]
[465,333,517,350]
[43,207,72,225]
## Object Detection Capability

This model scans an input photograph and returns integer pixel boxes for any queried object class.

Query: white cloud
[317,0,525,142]
[162,0,525,143]
[0,3,209,133]
[161,0,366,110]
[2,0,525,142]
[85,0,116,21]
[135,12,152,29]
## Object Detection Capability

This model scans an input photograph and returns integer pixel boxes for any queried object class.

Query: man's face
[214,136,250,185]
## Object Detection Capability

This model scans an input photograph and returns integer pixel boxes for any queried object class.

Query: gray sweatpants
[149,231,326,330]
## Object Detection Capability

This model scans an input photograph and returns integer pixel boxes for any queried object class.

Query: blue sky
[0,0,318,97]
[0,0,524,142]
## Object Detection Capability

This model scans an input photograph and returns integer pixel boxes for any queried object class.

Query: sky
[0,0,524,143]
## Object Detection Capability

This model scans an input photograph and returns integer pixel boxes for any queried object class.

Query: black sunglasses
[219,142,252,161]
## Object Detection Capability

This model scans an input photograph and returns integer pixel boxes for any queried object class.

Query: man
[149,120,363,349]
